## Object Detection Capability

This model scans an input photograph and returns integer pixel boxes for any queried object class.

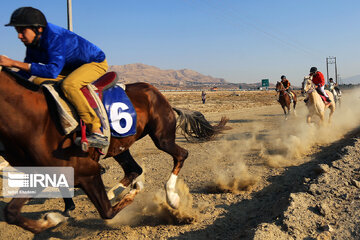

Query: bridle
[302,77,315,95]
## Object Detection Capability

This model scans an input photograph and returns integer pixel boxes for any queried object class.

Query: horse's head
[275,81,284,92]
[301,75,313,96]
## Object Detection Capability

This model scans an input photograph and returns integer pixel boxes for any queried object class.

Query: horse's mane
[2,67,40,91]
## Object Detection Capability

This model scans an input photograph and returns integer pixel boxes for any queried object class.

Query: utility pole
[67,0,73,31]
[326,56,338,84]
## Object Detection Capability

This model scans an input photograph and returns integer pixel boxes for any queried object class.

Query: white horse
[328,83,342,105]
[301,75,336,124]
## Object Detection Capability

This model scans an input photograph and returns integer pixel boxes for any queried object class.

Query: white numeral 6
[110,102,133,134]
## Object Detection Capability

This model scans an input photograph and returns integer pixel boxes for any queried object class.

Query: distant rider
[329,78,340,94]
[280,75,293,102]
[201,91,206,104]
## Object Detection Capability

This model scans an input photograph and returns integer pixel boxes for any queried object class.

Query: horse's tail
[172,107,229,142]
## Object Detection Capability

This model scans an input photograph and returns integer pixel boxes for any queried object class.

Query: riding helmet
[5,7,47,27]
[281,75,286,80]
[310,67,317,73]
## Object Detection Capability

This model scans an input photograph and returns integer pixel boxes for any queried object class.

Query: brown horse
[275,81,297,119]
[0,67,226,233]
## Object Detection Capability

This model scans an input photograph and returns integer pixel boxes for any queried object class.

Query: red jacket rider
[311,71,325,87]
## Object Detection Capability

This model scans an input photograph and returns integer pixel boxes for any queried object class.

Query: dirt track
[1,89,360,239]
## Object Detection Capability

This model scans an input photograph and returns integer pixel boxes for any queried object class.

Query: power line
[184,0,325,58]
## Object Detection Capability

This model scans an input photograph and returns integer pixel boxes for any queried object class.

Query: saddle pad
[103,84,137,137]
[42,84,79,135]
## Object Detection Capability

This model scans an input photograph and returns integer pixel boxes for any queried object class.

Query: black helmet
[281,75,286,80]
[310,67,317,73]
[5,7,47,27]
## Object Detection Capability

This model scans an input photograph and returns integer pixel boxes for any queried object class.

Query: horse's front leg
[107,150,143,201]
[79,173,142,220]
[282,106,288,119]
[5,197,67,233]
[62,198,75,216]
[328,105,335,124]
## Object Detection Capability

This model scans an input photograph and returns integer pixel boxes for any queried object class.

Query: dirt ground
[1,88,360,239]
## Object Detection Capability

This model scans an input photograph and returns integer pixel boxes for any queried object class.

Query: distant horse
[301,75,335,124]
[328,83,342,105]
[0,67,227,233]
[275,81,297,119]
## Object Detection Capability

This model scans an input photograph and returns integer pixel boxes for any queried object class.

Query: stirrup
[86,133,109,149]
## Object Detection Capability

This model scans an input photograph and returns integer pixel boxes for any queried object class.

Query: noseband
[302,79,315,94]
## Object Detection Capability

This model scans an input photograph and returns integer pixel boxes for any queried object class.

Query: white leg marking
[107,183,126,200]
[44,212,68,227]
[165,173,180,209]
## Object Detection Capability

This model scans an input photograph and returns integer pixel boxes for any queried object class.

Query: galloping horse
[275,81,297,119]
[0,67,226,233]
[301,75,335,124]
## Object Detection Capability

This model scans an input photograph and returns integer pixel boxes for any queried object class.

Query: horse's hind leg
[5,197,67,233]
[149,119,189,209]
[293,101,297,116]
[307,114,312,124]
[154,138,188,209]
[107,150,143,200]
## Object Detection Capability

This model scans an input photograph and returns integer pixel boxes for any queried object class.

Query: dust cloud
[206,88,360,192]
[107,179,199,227]
[262,88,360,167]
[206,124,262,193]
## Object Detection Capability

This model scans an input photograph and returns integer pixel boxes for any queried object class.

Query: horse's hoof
[44,212,68,227]
[132,181,144,191]
[166,191,180,209]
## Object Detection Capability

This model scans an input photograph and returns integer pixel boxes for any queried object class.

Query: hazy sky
[1,0,359,85]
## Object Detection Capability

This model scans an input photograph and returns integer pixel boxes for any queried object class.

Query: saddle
[42,72,121,155]
[281,90,294,101]
[315,89,331,104]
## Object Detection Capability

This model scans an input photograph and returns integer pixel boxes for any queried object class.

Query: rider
[329,77,340,92]
[309,67,331,103]
[280,75,293,102]
[0,7,109,148]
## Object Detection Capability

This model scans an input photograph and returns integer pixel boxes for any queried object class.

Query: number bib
[102,85,137,137]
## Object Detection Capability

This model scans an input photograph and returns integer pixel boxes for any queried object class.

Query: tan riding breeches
[33,60,108,132]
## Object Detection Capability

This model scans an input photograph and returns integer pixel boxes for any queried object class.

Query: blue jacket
[20,22,105,79]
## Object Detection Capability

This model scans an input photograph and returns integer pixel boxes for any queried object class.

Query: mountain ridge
[109,63,226,87]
